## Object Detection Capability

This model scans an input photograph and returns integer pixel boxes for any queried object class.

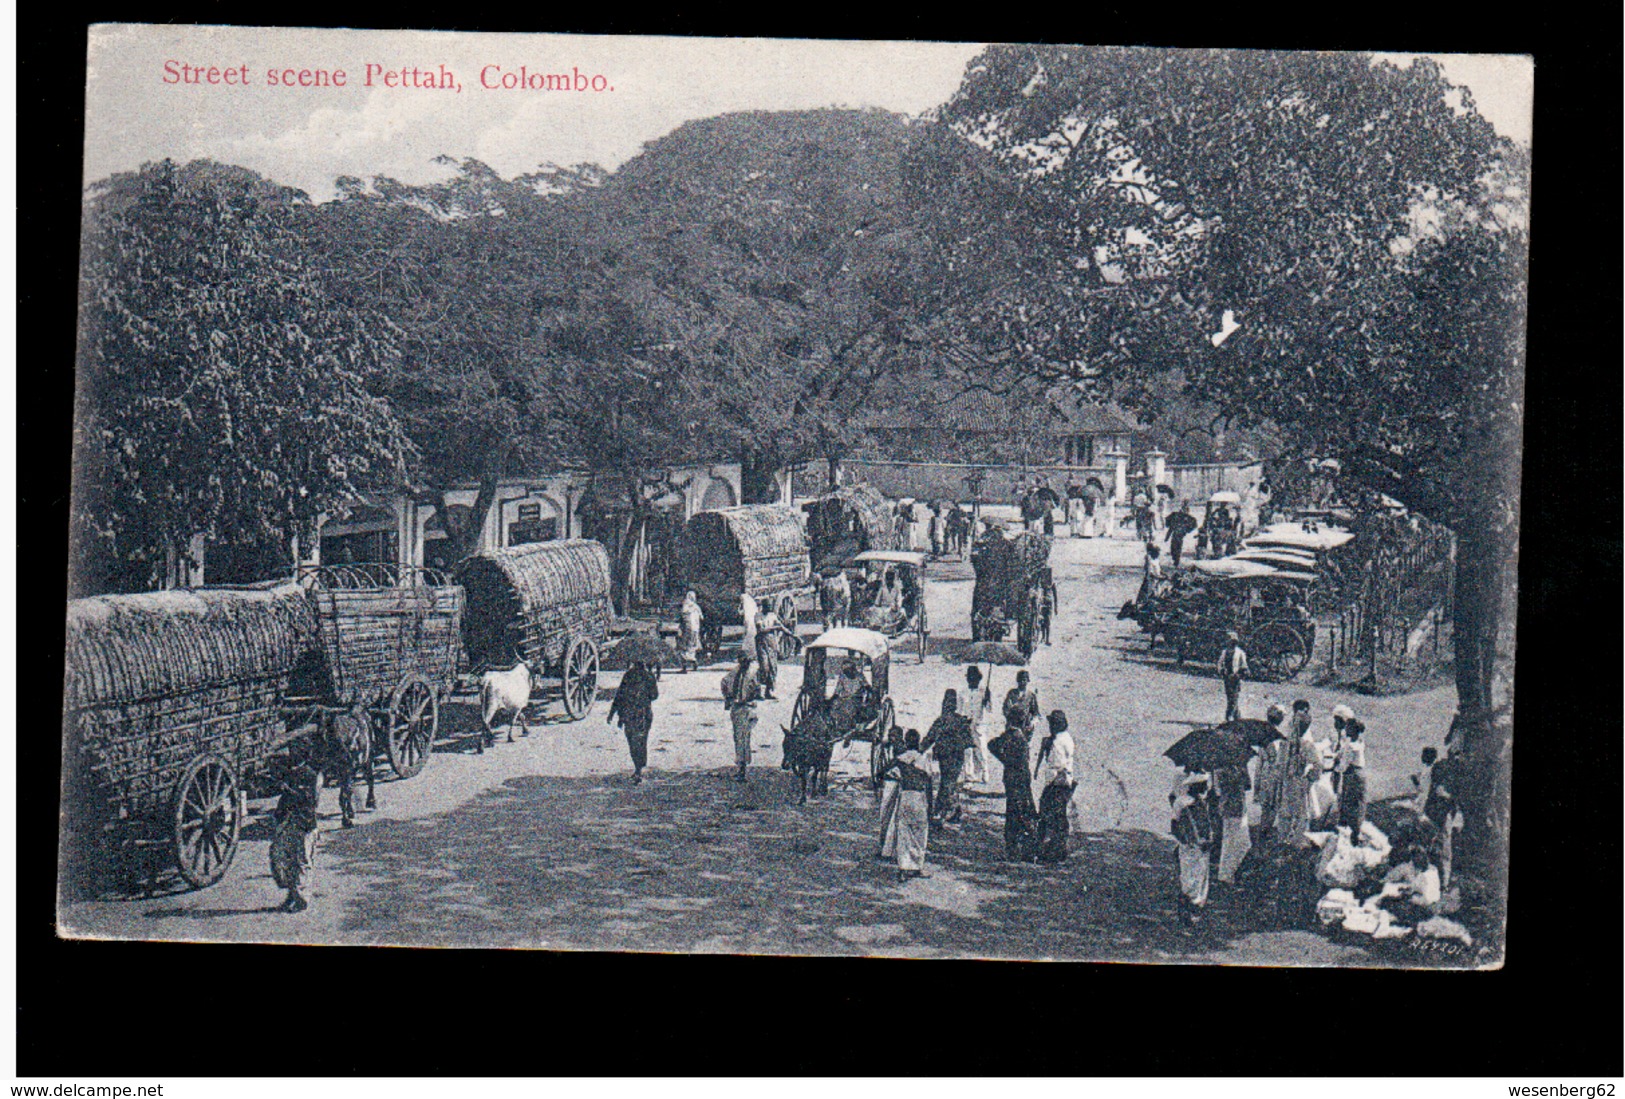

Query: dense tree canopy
[73,160,413,595]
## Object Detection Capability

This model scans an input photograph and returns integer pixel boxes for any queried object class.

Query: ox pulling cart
[61,583,316,890]
[456,539,613,724]
[677,505,811,660]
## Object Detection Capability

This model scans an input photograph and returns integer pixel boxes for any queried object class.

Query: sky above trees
[85,26,1530,201]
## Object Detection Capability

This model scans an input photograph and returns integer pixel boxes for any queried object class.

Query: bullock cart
[677,505,811,659]
[455,539,612,722]
[61,583,316,889]
[971,528,1052,654]
[802,484,897,576]
[290,563,465,781]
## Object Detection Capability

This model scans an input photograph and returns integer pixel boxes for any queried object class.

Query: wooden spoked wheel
[561,638,600,721]
[387,676,438,779]
[869,699,897,791]
[173,753,241,889]
[917,605,929,664]
[776,596,799,660]
[1251,625,1309,683]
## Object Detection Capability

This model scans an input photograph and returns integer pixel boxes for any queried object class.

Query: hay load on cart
[455,539,612,722]
[293,564,465,781]
[61,583,317,890]
[803,484,896,574]
[676,505,811,655]
[971,528,1052,648]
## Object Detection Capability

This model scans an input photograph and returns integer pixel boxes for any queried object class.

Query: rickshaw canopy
[853,550,928,570]
[804,627,890,661]
[1246,523,1355,552]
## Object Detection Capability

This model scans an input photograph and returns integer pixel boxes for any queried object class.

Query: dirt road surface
[60,533,1456,964]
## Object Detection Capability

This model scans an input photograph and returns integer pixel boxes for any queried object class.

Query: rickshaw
[788,627,898,790]
[1119,563,1317,681]
[850,550,929,663]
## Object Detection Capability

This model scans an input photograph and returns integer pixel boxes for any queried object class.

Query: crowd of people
[1167,694,1467,940]
[871,667,1080,881]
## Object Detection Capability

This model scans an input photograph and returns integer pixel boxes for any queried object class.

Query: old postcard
[60,24,1529,968]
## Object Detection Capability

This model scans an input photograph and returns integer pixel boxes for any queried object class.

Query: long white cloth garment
[895,790,930,871]
[1217,816,1251,883]
[1177,842,1209,905]
[740,594,759,654]
[877,779,901,857]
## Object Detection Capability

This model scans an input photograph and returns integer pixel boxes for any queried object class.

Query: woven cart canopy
[456,539,612,671]
[63,584,317,711]
[679,505,810,614]
[805,485,896,569]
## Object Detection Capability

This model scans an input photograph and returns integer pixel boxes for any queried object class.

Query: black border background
[16,5,1622,1078]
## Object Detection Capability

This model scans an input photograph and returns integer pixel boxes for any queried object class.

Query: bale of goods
[679,505,810,619]
[456,539,612,671]
[302,572,464,705]
[804,485,897,572]
[63,583,317,824]
[972,530,1052,620]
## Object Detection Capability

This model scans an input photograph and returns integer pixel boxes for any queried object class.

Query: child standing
[270,762,321,913]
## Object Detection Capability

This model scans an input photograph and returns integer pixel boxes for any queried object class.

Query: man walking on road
[608,659,659,784]
[1166,503,1197,567]
[1218,631,1248,722]
[721,651,762,783]
[923,689,974,824]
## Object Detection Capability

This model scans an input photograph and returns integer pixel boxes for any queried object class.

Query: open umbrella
[1214,718,1284,747]
[1155,483,1176,498]
[1164,726,1255,771]
[604,634,681,670]
[953,641,1028,667]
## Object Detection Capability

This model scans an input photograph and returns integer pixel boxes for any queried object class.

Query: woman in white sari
[678,591,704,671]
[886,729,937,880]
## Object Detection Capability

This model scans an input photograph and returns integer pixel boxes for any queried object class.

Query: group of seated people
[852,566,919,629]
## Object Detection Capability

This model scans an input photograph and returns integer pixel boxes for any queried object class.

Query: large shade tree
[935,47,1526,864]
[73,160,413,595]
[594,109,958,497]
[303,159,602,562]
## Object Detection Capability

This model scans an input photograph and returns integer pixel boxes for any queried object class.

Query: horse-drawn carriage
[676,505,811,660]
[971,527,1052,652]
[455,539,613,724]
[61,583,317,891]
[850,550,929,663]
[785,627,899,793]
[1119,562,1317,681]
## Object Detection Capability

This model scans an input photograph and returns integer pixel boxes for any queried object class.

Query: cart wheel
[1252,625,1309,682]
[918,607,929,664]
[173,753,241,890]
[562,638,600,721]
[789,690,809,732]
[869,700,897,791]
[777,595,799,660]
[387,676,438,779]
